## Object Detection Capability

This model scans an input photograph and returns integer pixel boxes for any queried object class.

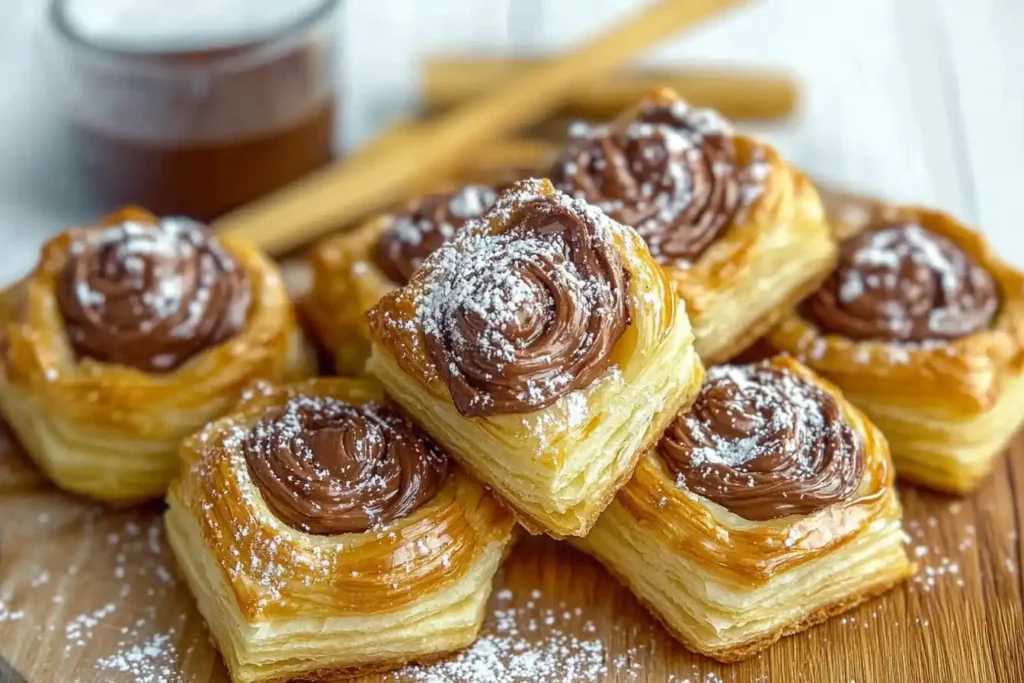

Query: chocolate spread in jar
[50,0,339,221]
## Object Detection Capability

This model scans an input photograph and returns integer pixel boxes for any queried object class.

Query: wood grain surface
[0,423,1021,683]
[0,191,1022,683]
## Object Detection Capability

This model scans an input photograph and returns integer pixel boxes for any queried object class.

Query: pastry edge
[164,494,506,683]
[695,261,835,366]
[368,342,705,539]
[596,552,913,663]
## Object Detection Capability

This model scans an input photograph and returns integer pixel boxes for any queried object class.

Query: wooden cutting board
[1,183,1022,682]
[0,421,1022,683]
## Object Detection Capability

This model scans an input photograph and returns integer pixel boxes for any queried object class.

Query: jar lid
[53,0,337,54]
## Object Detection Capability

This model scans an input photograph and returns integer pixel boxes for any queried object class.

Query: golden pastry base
[164,496,507,683]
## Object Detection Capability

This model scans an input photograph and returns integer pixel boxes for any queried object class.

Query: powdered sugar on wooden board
[0,411,1021,680]
[0,449,192,683]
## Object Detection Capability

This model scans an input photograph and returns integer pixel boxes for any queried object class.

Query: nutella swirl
[373,185,499,285]
[659,363,863,521]
[802,223,999,342]
[57,217,250,372]
[416,190,631,417]
[550,99,758,264]
[244,396,448,534]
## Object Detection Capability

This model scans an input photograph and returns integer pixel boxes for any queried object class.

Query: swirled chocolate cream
[411,190,632,417]
[57,216,251,372]
[550,97,765,265]
[659,362,864,520]
[244,395,448,534]
[373,185,499,285]
[802,222,999,343]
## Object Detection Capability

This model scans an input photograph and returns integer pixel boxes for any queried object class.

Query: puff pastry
[550,88,836,364]
[0,208,313,504]
[367,178,704,538]
[165,377,516,683]
[305,185,499,375]
[767,204,1024,493]
[575,356,912,662]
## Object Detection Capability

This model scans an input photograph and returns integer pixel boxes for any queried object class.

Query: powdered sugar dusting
[0,498,188,683]
[806,221,999,344]
[68,217,236,332]
[390,180,631,416]
[554,99,767,267]
[681,364,829,469]
[390,588,609,683]
[241,392,447,534]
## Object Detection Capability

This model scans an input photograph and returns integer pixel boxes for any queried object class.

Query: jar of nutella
[47,0,339,221]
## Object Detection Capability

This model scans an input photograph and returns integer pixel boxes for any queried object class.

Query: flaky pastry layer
[635,90,837,365]
[0,225,314,504]
[369,330,703,538]
[367,181,705,537]
[166,378,516,682]
[304,214,396,375]
[166,501,504,683]
[767,205,1024,493]
[574,357,913,661]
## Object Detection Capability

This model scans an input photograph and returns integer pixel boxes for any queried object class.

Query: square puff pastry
[0,207,313,505]
[574,356,913,662]
[367,178,704,538]
[304,186,499,375]
[165,377,516,683]
[550,87,837,365]
[767,204,1024,493]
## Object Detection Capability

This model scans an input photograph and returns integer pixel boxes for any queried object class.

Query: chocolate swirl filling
[373,185,499,285]
[802,222,999,342]
[550,100,755,264]
[57,217,250,372]
[659,363,863,521]
[244,396,448,534]
[416,195,631,417]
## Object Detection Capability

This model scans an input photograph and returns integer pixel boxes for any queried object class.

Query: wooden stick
[424,57,798,121]
[215,0,749,254]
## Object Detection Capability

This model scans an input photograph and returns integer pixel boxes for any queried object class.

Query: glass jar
[47,0,340,221]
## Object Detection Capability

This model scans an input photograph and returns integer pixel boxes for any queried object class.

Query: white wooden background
[0,0,1021,284]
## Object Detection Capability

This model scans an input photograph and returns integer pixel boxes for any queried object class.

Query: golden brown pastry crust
[0,208,314,504]
[767,205,1024,492]
[367,179,705,538]
[574,356,913,661]
[304,214,396,375]
[553,88,837,365]
[166,377,516,683]
[596,539,907,663]
[677,159,837,364]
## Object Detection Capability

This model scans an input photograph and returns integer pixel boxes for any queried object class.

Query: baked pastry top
[575,356,911,661]
[767,204,1024,491]
[549,88,836,364]
[367,178,703,537]
[550,91,765,266]
[621,357,896,567]
[165,378,515,682]
[305,185,499,374]
[56,209,252,371]
[659,360,864,521]
[801,218,999,343]
[0,207,312,503]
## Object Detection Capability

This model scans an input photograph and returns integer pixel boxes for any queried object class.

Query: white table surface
[0,0,1021,284]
